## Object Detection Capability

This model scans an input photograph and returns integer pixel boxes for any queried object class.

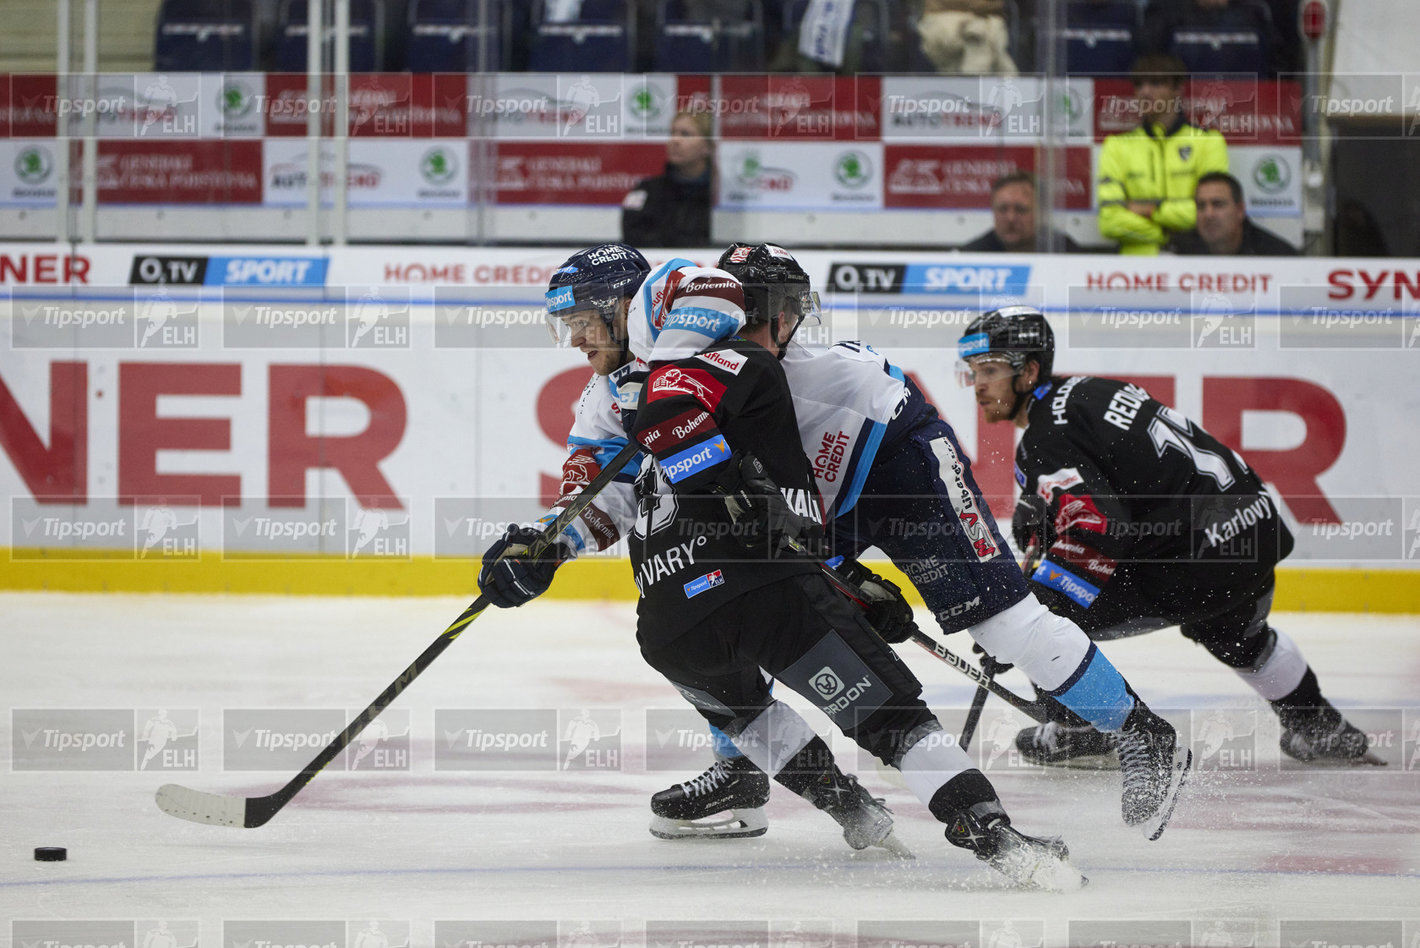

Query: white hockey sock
[1235,628,1308,701]
[896,726,975,809]
[968,594,1091,692]
[729,700,818,777]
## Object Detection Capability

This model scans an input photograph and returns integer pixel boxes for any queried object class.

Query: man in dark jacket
[1170,172,1299,255]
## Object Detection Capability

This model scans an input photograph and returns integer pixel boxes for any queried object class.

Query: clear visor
[545,304,606,348]
[955,354,1015,388]
[776,288,821,343]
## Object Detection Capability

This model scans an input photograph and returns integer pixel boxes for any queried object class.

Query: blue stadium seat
[528,0,635,73]
[276,0,385,71]
[405,0,511,71]
[154,0,259,71]
[653,0,765,73]
[1148,0,1278,78]
[1061,0,1140,77]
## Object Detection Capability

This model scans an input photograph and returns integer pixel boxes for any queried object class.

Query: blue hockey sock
[1046,643,1136,732]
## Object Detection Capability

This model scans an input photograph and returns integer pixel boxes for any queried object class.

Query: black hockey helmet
[957,305,1055,385]
[544,243,650,349]
[716,242,820,352]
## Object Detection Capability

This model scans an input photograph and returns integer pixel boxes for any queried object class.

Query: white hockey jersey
[546,339,917,555]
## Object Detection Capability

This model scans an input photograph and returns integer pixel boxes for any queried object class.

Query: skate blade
[649,809,768,840]
[1026,750,1120,771]
[1138,746,1192,842]
[868,831,916,859]
[989,840,1086,892]
[1286,749,1389,767]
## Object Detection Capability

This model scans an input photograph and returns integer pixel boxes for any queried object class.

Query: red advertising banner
[1094,79,1302,145]
[5,75,59,137]
[97,140,263,203]
[716,76,881,141]
[347,73,469,138]
[494,142,666,205]
[883,144,1093,210]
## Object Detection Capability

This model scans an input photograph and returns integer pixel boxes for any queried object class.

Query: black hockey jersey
[1013,376,1292,610]
[629,336,823,641]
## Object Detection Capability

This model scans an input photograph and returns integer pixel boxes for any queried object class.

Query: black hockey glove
[713,452,825,559]
[1011,495,1048,561]
[839,558,920,644]
[610,361,649,437]
[478,524,568,608]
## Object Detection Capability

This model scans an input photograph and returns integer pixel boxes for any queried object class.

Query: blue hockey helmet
[544,243,650,348]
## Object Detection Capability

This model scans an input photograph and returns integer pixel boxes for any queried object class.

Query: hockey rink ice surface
[2,592,1418,948]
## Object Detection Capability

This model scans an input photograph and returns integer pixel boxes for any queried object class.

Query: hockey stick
[817,564,1050,724]
[958,538,1040,751]
[156,440,642,828]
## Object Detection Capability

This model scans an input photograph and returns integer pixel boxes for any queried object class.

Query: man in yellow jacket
[1097,53,1229,255]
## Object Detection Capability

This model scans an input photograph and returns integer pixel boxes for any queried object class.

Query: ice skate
[1279,703,1384,766]
[1116,704,1191,841]
[649,755,770,840]
[945,801,1086,891]
[803,771,914,858]
[1014,720,1119,768]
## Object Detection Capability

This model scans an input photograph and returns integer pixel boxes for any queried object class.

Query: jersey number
[1147,406,1235,490]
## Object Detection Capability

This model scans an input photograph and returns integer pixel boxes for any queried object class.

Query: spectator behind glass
[1170,172,1298,255]
[621,109,714,248]
[1096,52,1229,255]
[960,172,1084,253]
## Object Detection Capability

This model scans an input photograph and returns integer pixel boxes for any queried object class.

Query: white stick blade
[155,783,247,827]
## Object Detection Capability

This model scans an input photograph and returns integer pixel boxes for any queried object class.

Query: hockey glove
[610,361,649,437]
[478,524,568,608]
[839,558,920,644]
[714,452,825,559]
[1011,495,1047,559]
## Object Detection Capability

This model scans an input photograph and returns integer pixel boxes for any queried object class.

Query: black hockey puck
[34,847,67,862]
